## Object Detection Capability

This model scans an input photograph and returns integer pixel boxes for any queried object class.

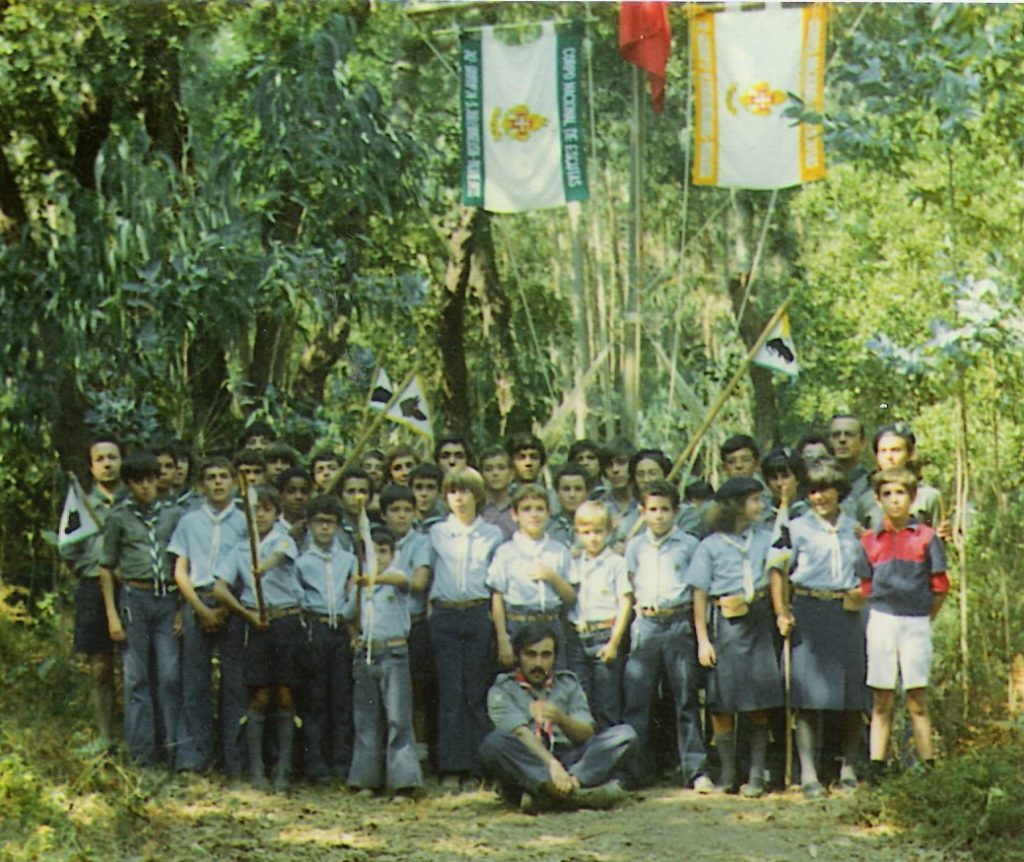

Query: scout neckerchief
[311,541,340,628]
[645,526,674,611]
[720,528,755,602]
[515,669,556,750]
[810,510,843,588]
[201,501,236,586]
[129,499,167,594]
[512,530,550,611]
[447,515,480,596]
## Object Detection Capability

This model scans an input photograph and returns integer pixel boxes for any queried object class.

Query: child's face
[445,486,477,522]
[156,453,176,494]
[389,456,417,486]
[740,492,765,527]
[412,478,440,515]
[127,475,158,508]
[481,455,512,493]
[556,475,588,516]
[875,433,911,470]
[642,494,676,537]
[766,469,798,505]
[280,477,311,521]
[877,482,912,524]
[383,499,416,537]
[512,447,543,482]
[310,513,341,549]
[313,459,339,493]
[723,448,758,478]
[373,542,395,572]
[340,478,371,517]
[202,467,236,509]
[514,497,549,539]
[633,458,666,496]
[266,457,291,483]
[255,500,279,535]
[175,457,190,490]
[245,435,270,452]
[573,449,601,481]
[436,443,468,472]
[361,456,385,489]
[238,463,265,486]
[604,456,630,491]
[807,486,840,521]
[576,522,609,557]
[89,442,122,487]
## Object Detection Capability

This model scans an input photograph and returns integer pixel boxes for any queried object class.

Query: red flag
[619,2,672,114]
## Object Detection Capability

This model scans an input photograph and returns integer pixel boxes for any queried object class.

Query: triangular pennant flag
[753,312,799,377]
[386,375,434,439]
[691,4,827,189]
[461,22,588,213]
[368,368,393,411]
[58,483,99,551]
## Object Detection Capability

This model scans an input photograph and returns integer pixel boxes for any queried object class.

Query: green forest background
[2,3,1024,852]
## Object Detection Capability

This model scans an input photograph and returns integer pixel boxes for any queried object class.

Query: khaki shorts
[866,608,932,691]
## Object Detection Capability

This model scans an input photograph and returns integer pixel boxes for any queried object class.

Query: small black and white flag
[367,369,434,438]
[58,481,100,551]
[752,312,799,377]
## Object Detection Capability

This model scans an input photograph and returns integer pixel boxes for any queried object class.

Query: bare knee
[711,713,734,735]
[905,688,929,716]
[275,686,293,712]
[872,688,895,715]
[249,687,271,713]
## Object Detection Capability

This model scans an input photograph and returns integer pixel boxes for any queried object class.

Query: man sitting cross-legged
[479,622,636,812]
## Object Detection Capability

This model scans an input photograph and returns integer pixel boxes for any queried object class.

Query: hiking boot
[692,774,716,795]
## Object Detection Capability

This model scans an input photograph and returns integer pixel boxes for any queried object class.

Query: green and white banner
[461,22,588,213]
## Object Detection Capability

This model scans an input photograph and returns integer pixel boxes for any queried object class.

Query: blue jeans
[565,627,625,730]
[347,643,422,790]
[219,613,248,776]
[429,603,495,775]
[300,618,354,780]
[121,586,181,767]
[622,613,707,786]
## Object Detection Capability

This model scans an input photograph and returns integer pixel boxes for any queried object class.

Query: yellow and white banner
[691,5,827,190]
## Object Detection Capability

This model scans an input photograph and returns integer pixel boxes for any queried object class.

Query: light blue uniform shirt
[485,532,573,613]
[342,567,411,642]
[428,516,505,603]
[567,548,632,626]
[168,503,248,590]
[625,526,700,610]
[296,540,357,624]
[685,526,773,597]
[394,530,432,616]
[218,527,301,610]
[769,511,860,592]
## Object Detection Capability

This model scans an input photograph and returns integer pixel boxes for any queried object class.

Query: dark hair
[233,448,266,468]
[761,446,806,484]
[379,483,416,513]
[795,432,834,459]
[870,466,918,497]
[828,413,864,438]
[120,452,160,483]
[199,456,236,479]
[306,494,344,521]
[385,445,419,471]
[152,439,177,460]
[332,468,372,495]
[684,479,714,503]
[434,434,472,466]
[264,441,299,465]
[554,462,589,489]
[254,483,282,513]
[362,449,385,463]
[721,434,760,462]
[88,434,123,459]
[629,448,672,496]
[408,462,444,485]
[478,445,510,466]
[512,621,560,655]
[641,478,680,510]
[369,525,397,551]
[804,457,852,501]
[568,438,601,463]
[309,449,340,471]
[238,421,275,449]
[506,431,546,465]
[511,482,550,511]
[275,466,312,491]
[599,438,635,471]
[872,422,917,455]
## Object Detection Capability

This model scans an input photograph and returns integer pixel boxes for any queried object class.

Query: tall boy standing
[857,467,948,781]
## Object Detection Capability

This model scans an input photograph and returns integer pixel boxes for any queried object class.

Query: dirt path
[121,779,953,862]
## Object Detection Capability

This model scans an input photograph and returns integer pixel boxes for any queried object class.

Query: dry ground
[82,777,958,862]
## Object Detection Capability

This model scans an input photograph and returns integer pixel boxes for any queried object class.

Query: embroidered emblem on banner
[726,81,787,117]
[490,104,549,142]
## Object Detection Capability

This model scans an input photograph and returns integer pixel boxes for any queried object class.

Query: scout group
[61,414,947,812]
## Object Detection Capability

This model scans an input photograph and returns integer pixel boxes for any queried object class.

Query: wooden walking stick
[237,472,266,625]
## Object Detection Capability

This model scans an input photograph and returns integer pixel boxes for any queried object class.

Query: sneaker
[575,779,627,810]
[740,780,765,799]
[801,781,826,800]
[692,774,716,795]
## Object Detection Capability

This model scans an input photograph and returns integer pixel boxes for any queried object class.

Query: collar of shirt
[444,515,483,537]
[512,530,547,557]
[877,516,920,537]
[202,501,237,524]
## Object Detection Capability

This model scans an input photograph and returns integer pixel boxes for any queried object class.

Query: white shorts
[865,609,933,691]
